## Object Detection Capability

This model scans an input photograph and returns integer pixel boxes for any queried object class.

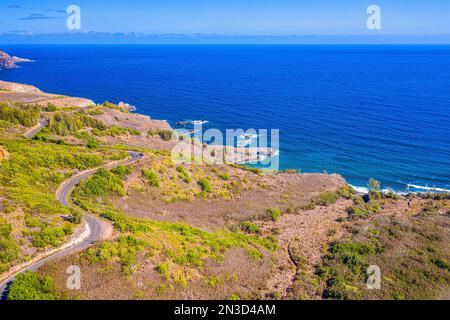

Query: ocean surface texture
[1,45,449,192]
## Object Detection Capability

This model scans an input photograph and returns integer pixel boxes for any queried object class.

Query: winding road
[23,119,49,139]
[0,150,144,299]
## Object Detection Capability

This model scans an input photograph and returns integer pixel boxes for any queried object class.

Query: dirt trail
[262,199,351,298]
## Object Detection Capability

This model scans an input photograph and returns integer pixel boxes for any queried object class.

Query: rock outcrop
[0,50,32,69]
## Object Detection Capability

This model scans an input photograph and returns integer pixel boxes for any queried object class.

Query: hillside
[0,80,449,300]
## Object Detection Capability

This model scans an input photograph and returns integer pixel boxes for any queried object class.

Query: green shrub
[45,103,57,112]
[369,189,382,200]
[93,125,140,137]
[198,178,212,193]
[347,206,370,219]
[86,138,99,149]
[111,166,132,179]
[218,172,230,180]
[155,262,170,280]
[31,226,69,248]
[68,208,83,224]
[0,103,39,127]
[267,208,282,222]
[148,129,173,141]
[337,185,356,199]
[0,218,20,269]
[176,166,192,183]
[368,178,381,190]
[347,200,380,220]
[316,191,340,206]
[142,169,160,187]
[302,201,316,211]
[76,168,126,197]
[240,221,262,234]
[319,241,378,300]
[8,271,59,300]
[48,111,106,136]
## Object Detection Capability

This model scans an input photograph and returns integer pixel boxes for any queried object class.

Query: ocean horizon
[1,44,449,192]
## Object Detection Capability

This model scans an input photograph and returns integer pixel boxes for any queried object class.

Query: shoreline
[1,78,449,195]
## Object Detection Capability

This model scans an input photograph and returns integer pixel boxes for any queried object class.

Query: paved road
[23,119,48,138]
[0,151,144,300]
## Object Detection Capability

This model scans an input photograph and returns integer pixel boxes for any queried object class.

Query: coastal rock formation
[0,50,32,69]
[0,80,94,108]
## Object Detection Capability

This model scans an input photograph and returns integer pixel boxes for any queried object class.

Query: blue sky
[1,1,450,42]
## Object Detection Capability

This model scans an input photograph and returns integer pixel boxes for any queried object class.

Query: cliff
[0,50,32,69]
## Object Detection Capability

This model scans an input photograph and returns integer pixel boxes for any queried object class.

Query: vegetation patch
[75,168,126,198]
[142,168,161,188]
[8,271,61,300]
[0,103,40,127]
[0,218,20,272]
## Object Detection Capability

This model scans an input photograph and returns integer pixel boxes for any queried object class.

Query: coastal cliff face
[0,50,31,69]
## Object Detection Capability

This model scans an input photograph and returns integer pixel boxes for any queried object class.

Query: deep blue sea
[1,45,450,192]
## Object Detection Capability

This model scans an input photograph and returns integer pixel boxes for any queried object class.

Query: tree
[368,178,380,190]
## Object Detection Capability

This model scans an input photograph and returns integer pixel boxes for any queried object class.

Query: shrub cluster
[142,168,161,187]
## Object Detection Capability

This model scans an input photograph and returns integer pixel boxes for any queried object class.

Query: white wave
[406,184,450,193]
[350,185,369,194]
[191,120,209,125]
[238,133,258,140]
[237,139,252,147]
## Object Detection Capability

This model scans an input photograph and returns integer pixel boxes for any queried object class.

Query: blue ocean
[1,45,449,192]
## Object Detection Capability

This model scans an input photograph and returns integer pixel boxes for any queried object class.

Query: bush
[347,206,370,219]
[368,178,381,190]
[267,208,282,222]
[68,208,83,224]
[0,218,20,270]
[31,226,68,248]
[176,166,192,183]
[369,189,382,200]
[76,168,126,197]
[86,138,99,149]
[218,172,230,181]
[197,178,212,193]
[316,191,340,206]
[142,169,160,187]
[337,185,356,199]
[45,103,57,112]
[111,166,132,179]
[93,125,140,137]
[8,271,59,300]
[240,221,262,234]
[48,111,106,136]
[148,129,173,141]
[157,130,173,141]
[302,201,316,211]
[0,103,39,127]
[347,200,380,220]
[155,262,170,280]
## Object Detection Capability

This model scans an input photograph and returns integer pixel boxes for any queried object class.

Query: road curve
[23,119,49,139]
[0,151,144,300]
